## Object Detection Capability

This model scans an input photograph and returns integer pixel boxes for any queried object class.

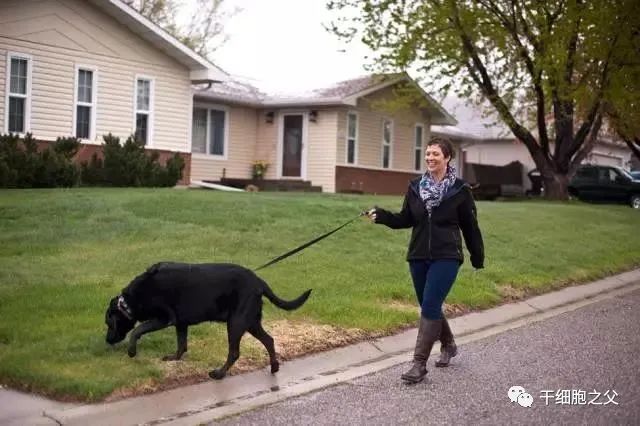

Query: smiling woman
[366,136,485,384]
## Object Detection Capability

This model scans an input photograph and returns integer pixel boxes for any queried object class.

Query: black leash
[254,211,368,271]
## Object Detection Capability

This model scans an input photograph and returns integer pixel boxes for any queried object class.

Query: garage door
[589,153,622,167]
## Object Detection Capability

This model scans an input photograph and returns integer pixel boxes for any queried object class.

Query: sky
[183,0,376,94]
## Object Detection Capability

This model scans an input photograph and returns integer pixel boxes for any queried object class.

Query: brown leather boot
[435,317,457,367]
[401,316,442,383]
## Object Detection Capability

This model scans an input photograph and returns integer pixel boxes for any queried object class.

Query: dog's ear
[147,263,161,275]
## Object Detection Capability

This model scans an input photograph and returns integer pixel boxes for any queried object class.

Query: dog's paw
[208,369,226,380]
[270,361,280,374]
[127,345,137,358]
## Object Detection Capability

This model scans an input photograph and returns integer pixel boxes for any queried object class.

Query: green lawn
[0,188,638,402]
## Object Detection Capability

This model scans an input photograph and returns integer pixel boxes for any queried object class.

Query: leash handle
[254,212,366,271]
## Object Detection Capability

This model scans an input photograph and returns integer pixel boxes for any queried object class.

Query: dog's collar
[117,295,134,320]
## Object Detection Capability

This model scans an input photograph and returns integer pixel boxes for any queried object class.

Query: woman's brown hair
[427,137,455,162]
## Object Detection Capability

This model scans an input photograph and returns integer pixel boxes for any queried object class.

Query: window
[135,77,153,145]
[382,119,392,169]
[191,107,227,156]
[346,112,357,164]
[192,108,207,154]
[576,167,598,181]
[74,67,97,140]
[414,124,424,171]
[598,167,621,184]
[5,53,32,134]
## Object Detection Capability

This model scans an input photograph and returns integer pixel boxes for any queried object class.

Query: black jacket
[374,177,484,268]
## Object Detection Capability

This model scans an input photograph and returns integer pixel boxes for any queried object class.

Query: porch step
[207,178,322,192]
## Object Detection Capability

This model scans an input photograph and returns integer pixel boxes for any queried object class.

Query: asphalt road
[212,288,640,426]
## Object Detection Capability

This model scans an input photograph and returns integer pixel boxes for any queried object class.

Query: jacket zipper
[427,210,432,259]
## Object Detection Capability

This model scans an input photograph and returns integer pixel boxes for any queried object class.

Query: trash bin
[527,169,543,196]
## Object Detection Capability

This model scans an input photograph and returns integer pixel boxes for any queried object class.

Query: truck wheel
[631,194,640,209]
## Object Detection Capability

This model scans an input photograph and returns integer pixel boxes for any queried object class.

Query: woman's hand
[365,208,378,223]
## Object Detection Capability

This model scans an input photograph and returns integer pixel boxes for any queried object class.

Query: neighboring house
[0,0,226,184]
[432,96,633,190]
[190,73,457,195]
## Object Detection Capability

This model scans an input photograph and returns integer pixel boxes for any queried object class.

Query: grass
[0,187,638,402]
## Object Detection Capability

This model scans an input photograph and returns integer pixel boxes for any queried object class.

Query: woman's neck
[430,168,446,182]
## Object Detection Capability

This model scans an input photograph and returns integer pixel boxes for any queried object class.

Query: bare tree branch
[570,111,603,174]
[624,137,640,161]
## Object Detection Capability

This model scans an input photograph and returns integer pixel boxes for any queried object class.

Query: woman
[367,137,484,384]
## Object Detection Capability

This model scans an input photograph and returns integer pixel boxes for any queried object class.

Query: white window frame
[382,118,393,169]
[4,52,33,135]
[133,75,155,146]
[414,123,425,171]
[72,64,98,141]
[345,111,358,165]
[191,103,229,160]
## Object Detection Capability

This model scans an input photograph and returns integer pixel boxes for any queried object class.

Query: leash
[254,211,369,271]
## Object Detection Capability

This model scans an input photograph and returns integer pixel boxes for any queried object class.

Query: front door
[281,114,303,177]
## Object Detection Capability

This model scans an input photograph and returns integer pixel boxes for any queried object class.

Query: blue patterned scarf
[419,164,457,212]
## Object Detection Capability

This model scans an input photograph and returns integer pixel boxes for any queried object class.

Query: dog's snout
[106,328,124,345]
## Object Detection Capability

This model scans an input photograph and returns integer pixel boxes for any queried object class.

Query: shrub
[79,153,104,186]
[0,133,80,188]
[0,132,183,188]
[80,133,184,187]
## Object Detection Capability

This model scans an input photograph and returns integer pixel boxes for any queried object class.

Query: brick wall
[335,165,420,195]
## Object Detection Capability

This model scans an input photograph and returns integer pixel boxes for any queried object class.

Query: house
[0,0,457,195]
[190,73,457,194]
[432,96,633,191]
[0,0,227,184]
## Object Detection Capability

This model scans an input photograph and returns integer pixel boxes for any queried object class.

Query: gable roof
[194,73,457,125]
[88,0,227,83]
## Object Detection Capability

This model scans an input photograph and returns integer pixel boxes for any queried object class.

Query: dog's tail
[261,281,312,311]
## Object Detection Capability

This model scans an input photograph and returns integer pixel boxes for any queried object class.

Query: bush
[80,133,184,187]
[0,132,184,189]
[0,133,80,188]
[79,153,104,186]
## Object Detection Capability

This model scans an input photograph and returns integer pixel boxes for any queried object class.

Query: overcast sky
[190,0,376,93]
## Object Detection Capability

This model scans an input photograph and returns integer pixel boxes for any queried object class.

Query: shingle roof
[310,74,400,98]
[193,73,403,106]
[193,73,456,124]
[193,78,267,105]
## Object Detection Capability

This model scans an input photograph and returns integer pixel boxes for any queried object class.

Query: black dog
[105,262,312,380]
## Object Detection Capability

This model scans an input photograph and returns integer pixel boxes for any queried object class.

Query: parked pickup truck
[568,165,640,209]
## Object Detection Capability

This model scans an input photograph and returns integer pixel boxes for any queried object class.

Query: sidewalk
[2,269,639,426]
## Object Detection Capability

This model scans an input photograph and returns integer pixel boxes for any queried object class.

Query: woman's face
[425,144,450,175]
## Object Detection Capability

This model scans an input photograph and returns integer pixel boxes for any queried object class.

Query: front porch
[205,178,322,192]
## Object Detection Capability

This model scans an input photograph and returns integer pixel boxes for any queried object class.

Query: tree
[123,0,240,60]
[603,29,640,163]
[327,0,640,199]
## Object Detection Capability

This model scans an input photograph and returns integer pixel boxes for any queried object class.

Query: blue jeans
[409,259,460,320]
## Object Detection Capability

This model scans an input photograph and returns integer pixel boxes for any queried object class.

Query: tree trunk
[542,172,570,200]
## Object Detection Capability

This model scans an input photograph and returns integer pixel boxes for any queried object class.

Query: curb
[7,268,640,426]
